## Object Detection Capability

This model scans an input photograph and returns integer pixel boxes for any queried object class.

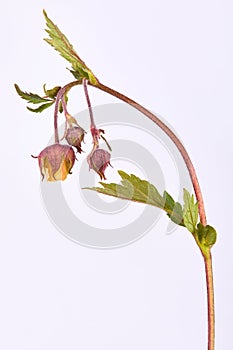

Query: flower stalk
[82,78,112,179]
[53,81,82,143]
[82,78,96,130]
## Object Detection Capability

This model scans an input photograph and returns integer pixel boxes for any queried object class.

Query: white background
[1,0,233,349]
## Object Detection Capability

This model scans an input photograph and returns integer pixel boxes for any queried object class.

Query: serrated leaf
[43,10,98,85]
[27,101,54,113]
[163,191,184,225]
[183,189,199,233]
[69,69,82,80]
[14,84,52,104]
[197,223,217,247]
[84,170,184,226]
[43,84,61,98]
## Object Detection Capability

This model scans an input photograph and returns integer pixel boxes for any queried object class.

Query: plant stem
[90,81,214,350]
[58,79,214,349]
[53,81,81,143]
[83,78,96,129]
[53,93,60,143]
[61,95,69,117]
[203,250,215,350]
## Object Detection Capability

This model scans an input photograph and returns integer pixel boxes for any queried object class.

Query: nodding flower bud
[65,126,85,153]
[87,148,111,180]
[32,144,75,181]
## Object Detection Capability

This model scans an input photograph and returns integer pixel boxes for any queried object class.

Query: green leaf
[14,84,52,104]
[69,69,82,80]
[84,170,184,226]
[43,10,98,85]
[43,84,61,98]
[183,189,199,233]
[163,191,184,225]
[197,223,217,247]
[27,101,54,113]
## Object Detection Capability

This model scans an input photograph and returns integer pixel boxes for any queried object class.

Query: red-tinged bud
[32,144,75,181]
[87,148,111,180]
[65,126,85,153]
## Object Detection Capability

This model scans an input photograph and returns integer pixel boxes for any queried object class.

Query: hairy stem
[61,95,69,117]
[83,78,96,129]
[203,250,215,350]
[53,94,60,143]
[53,81,81,143]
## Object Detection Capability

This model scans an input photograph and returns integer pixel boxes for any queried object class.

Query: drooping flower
[32,144,75,181]
[87,148,111,180]
[65,126,85,153]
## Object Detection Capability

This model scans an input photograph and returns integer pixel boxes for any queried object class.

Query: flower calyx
[32,144,75,181]
[87,148,112,180]
[65,126,86,153]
